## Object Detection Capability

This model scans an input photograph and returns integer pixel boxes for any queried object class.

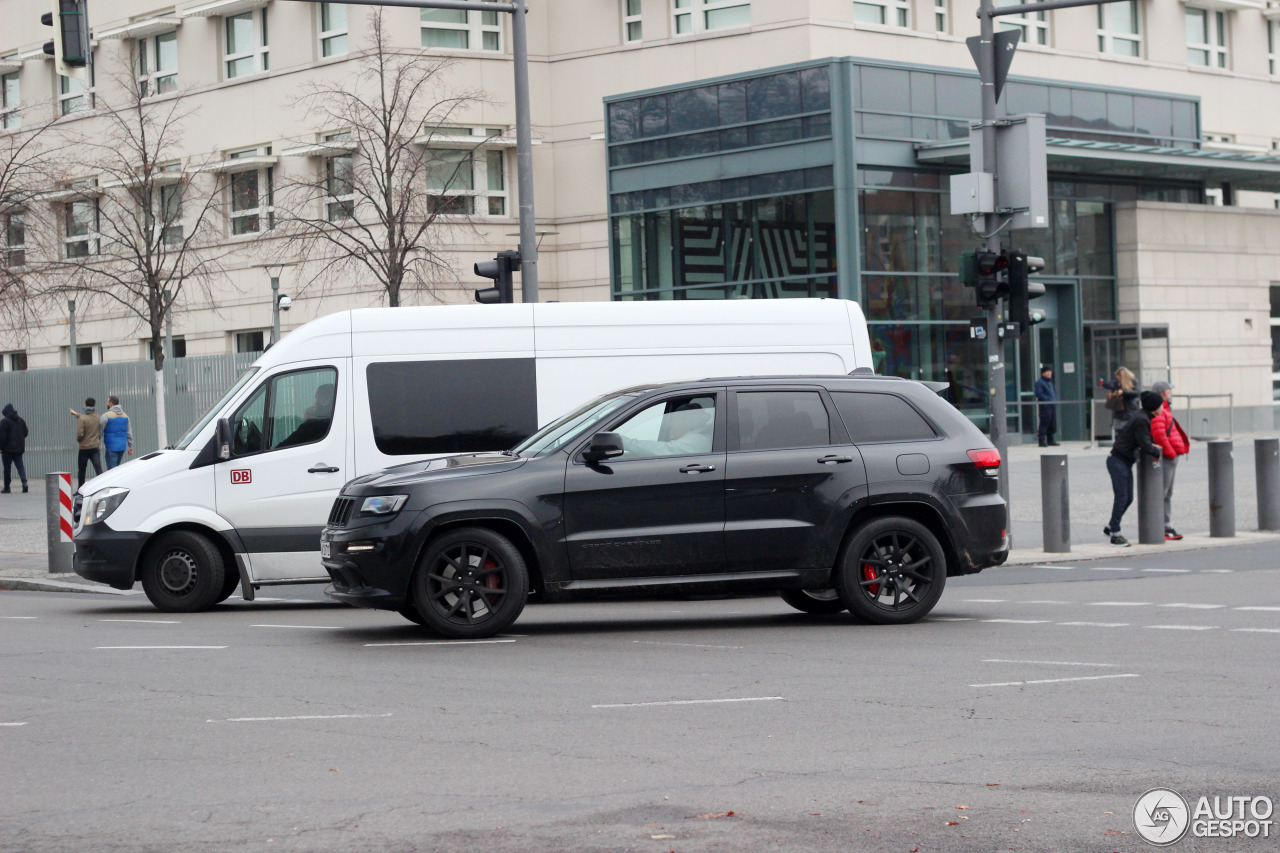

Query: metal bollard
[45,472,74,574]
[1136,453,1165,545]
[1208,440,1235,538]
[1040,454,1070,553]
[1256,438,1280,531]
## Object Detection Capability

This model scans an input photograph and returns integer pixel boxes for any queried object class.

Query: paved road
[3,548,1277,852]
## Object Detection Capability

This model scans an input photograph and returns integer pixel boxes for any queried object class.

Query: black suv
[322,376,1007,638]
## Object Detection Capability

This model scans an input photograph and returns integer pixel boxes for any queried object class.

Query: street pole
[510,0,538,302]
[68,299,76,365]
[271,275,281,346]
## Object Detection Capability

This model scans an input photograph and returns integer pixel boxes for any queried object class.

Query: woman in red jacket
[1149,380,1190,540]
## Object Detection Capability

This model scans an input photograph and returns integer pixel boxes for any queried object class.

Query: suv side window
[736,390,831,451]
[612,394,716,460]
[231,367,338,456]
[832,391,936,443]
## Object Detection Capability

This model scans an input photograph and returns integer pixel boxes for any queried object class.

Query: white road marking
[207,713,393,723]
[1142,568,1189,573]
[928,617,975,622]
[962,599,1007,603]
[1058,621,1129,627]
[1090,602,1151,607]
[1158,604,1224,609]
[1201,569,1234,573]
[592,696,785,709]
[100,619,181,624]
[632,641,744,650]
[1145,625,1217,631]
[1030,565,1075,570]
[982,619,1051,624]
[1091,567,1131,572]
[95,645,227,650]
[363,639,517,647]
[1021,600,1068,605]
[1230,628,1280,634]
[1,616,38,620]
[971,674,1140,688]
[982,659,1120,667]
[1234,606,1280,611]
[251,624,343,630]
[1,722,29,726]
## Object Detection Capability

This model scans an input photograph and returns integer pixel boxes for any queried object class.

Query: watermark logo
[1134,788,1190,846]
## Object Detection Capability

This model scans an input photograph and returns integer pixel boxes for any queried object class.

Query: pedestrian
[100,395,135,470]
[69,397,103,488]
[1103,390,1164,546]
[0,402,30,494]
[1101,366,1140,435]
[1034,366,1058,447]
[1149,380,1190,541]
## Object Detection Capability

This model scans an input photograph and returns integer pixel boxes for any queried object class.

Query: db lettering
[230,469,252,485]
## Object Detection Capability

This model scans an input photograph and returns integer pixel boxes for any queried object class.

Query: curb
[0,575,140,595]
[1004,530,1280,565]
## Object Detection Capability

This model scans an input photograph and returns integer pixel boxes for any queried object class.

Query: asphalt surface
[3,545,1278,852]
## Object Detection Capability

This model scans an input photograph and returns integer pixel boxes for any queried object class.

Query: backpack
[1105,389,1125,412]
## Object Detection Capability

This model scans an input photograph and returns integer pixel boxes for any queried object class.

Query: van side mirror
[216,418,233,461]
[582,432,624,463]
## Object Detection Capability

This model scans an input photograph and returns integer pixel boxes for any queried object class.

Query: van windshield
[511,393,635,458]
[175,368,260,450]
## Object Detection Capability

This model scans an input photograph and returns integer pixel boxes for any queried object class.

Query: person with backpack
[1103,390,1163,547]
[0,402,30,494]
[69,397,103,488]
[100,395,135,469]
[1149,380,1190,541]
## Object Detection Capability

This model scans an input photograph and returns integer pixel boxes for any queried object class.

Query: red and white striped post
[45,473,75,574]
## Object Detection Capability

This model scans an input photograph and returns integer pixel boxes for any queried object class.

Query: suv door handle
[308,464,340,474]
[679,464,717,474]
[818,455,853,464]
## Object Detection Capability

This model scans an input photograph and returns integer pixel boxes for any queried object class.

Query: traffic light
[960,248,1009,307]
[474,249,521,304]
[1007,252,1046,333]
[41,0,92,79]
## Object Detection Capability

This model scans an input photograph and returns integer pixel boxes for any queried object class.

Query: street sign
[966,29,1020,102]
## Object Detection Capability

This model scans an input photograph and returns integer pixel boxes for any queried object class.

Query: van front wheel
[141,531,227,613]
[411,528,528,639]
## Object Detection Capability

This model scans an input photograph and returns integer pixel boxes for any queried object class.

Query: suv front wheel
[411,528,529,639]
[835,517,946,624]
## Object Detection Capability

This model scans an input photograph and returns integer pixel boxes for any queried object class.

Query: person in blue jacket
[100,395,135,469]
[1034,366,1059,447]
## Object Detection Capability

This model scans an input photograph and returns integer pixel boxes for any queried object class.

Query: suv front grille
[327,497,356,528]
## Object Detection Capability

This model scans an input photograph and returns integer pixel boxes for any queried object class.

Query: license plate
[320,540,331,559]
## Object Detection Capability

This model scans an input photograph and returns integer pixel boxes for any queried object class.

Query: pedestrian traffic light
[1007,252,1046,333]
[960,248,1009,306]
[474,249,521,304]
[41,0,92,80]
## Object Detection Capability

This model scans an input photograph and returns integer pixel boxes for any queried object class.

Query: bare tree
[51,49,231,447]
[0,109,67,332]
[277,10,491,308]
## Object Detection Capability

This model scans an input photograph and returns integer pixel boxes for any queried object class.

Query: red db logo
[230,469,252,485]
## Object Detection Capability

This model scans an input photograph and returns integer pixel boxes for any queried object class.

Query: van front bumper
[73,524,147,590]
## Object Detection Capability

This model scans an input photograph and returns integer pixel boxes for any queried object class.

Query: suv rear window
[832,391,936,443]
[736,390,831,450]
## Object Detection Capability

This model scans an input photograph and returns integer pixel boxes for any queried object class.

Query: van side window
[736,391,830,451]
[831,391,936,443]
[231,367,338,456]
[366,358,538,455]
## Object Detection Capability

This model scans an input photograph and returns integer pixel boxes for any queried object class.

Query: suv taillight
[967,448,1001,469]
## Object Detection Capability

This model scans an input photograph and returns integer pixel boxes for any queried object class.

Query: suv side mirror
[216,417,233,461]
[582,431,624,463]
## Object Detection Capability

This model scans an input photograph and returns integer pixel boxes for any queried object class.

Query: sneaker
[1110,535,1130,547]
[0,488,9,494]
[1103,525,1111,536]
[21,483,28,493]
[1048,440,1060,446]
[1165,528,1183,541]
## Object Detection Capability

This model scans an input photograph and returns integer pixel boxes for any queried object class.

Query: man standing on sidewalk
[1034,366,1059,447]
[1149,380,1190,541]
[0,402,30,494]
[100,396,134,470]
[70,398,103,488]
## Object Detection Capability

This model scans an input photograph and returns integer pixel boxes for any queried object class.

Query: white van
[72,298,872,611]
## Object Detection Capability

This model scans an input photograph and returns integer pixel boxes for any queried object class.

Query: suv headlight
[360,495,408,516]
[82,487,130,526]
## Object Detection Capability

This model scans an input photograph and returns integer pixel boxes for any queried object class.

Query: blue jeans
[1106,453,1133,534]
[105,449,125,469]
[1,451,26,489]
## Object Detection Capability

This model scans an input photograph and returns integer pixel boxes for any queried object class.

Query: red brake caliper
[482,557,501,603]
[862,563,880,596]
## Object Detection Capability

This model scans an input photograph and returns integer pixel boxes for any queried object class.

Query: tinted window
[737,391,830,451]
[612,394,716,460]
[832,392,936,443]
[367,359,537,455]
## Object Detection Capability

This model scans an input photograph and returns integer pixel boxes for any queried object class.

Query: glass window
[1185,7,1227,68]
[1271,20,1279,77]
[366,359,538,455]
[997,0,1048,45]
[148,337,186,360]
[612,394,717,459]
[2,70,21,130]
[855,0,911,27]
[157,183,183,247]
[736,391,830,451]
[234,330,266,353]
[623,0,642,42]
[59,73,92,115]
[64,198,98,258]
[935,0,948,32]
[421,2,502,51]
[225,9,268,78]
[425,141,507,217]
[320,2,348,57]
[323,132,354,222]
[138,31,178,96]
[1097,1,1140,57]
[228,148,274,235]
[2,352,29,371]
[3,213,24,267]
[832,392,936,443]
[673,0,750,36]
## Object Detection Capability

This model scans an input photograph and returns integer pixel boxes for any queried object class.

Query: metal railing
[1173,393,1234,441]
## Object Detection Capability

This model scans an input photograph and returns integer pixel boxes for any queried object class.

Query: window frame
[224,8,269,80]
[1,69,20,131]
[319,2,349,57]
[230,365,339,458]
[1097,0,1141,57]
[1185,6,1227,68]
[424,132,509,218]
[1271,19,1279,77]
[622,0,643,43]
[137,30,179,97]
[63,197,99,258]
[1,351,29,371]
[227,146,275,236]
[853,0,911,28]
[934,0,948,33]
[322,132,355,222]
[830,391,941,445]
[2,211,24,267]
[234,329,267,354]
[147,337,186,361]
[155,181,184,247]
[420,2,503,52]
[586,390,725,462]
[997,0,1048,46]
[58,72,94,115]
[672,0,751,36]
[729,388,837,453]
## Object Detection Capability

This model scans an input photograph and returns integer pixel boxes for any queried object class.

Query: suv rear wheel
[778,588,846,615]
[835,517,946,624]
[411,528,528,639]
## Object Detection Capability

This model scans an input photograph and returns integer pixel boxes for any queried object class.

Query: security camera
[277,295,292,311]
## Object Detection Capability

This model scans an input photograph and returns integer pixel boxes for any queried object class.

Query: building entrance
[1015,280,1085,442]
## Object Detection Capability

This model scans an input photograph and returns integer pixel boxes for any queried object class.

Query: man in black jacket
[0,402,30,494]
[1103,391,1163,546]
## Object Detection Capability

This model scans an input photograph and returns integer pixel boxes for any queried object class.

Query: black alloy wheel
[778,588,847,615]
[411,528,528,639]
[835,517,946,624]
[140,530,228,613]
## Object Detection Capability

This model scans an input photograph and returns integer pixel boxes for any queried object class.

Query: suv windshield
[511,393,636,458]
[175,368,259,450]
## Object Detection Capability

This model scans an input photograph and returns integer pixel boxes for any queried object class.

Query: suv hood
[344,453,528,493]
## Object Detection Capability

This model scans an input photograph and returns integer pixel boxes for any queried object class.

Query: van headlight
[82,487,130,526]
[360,495,408,516]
